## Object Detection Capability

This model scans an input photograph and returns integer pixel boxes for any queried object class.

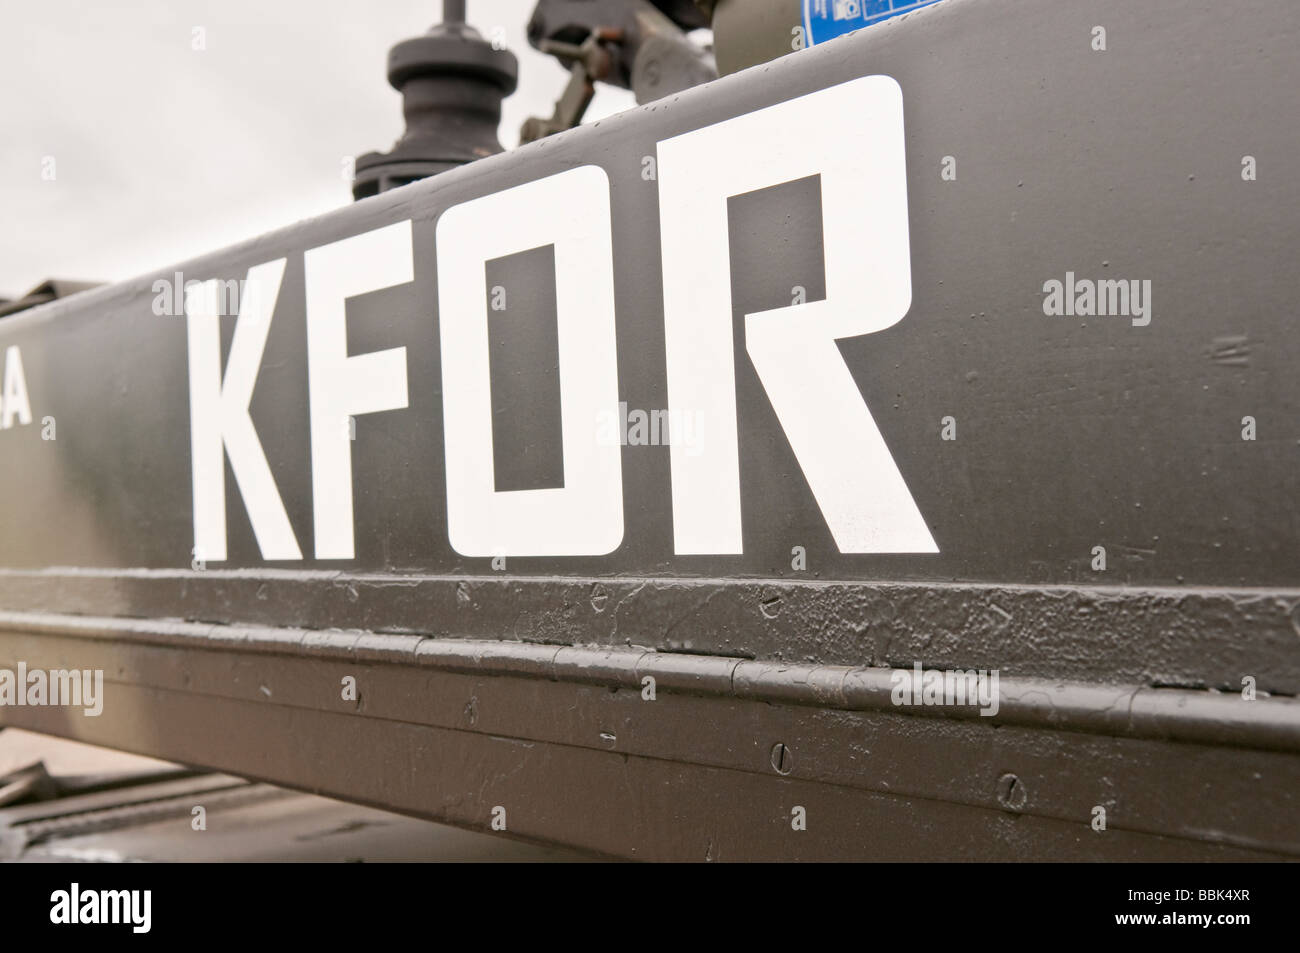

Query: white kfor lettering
[436,166,623,557]
[656,76,938,554]
[186,260,301,561]
[304,221,413,559]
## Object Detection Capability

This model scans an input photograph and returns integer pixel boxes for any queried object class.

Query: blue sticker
[803,0,945,47]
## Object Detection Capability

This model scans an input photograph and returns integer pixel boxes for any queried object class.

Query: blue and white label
[803,0,944,47]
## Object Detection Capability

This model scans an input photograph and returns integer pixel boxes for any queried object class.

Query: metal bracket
[520,28,625,143]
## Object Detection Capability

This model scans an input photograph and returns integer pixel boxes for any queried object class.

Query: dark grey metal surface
[1,611,1296,860]
[0,570,1297,693]
[1,0,1298,859]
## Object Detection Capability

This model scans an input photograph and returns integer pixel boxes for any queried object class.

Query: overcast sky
[0,0,638,299]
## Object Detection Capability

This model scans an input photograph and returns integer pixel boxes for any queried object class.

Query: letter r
[656,76,937,555]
